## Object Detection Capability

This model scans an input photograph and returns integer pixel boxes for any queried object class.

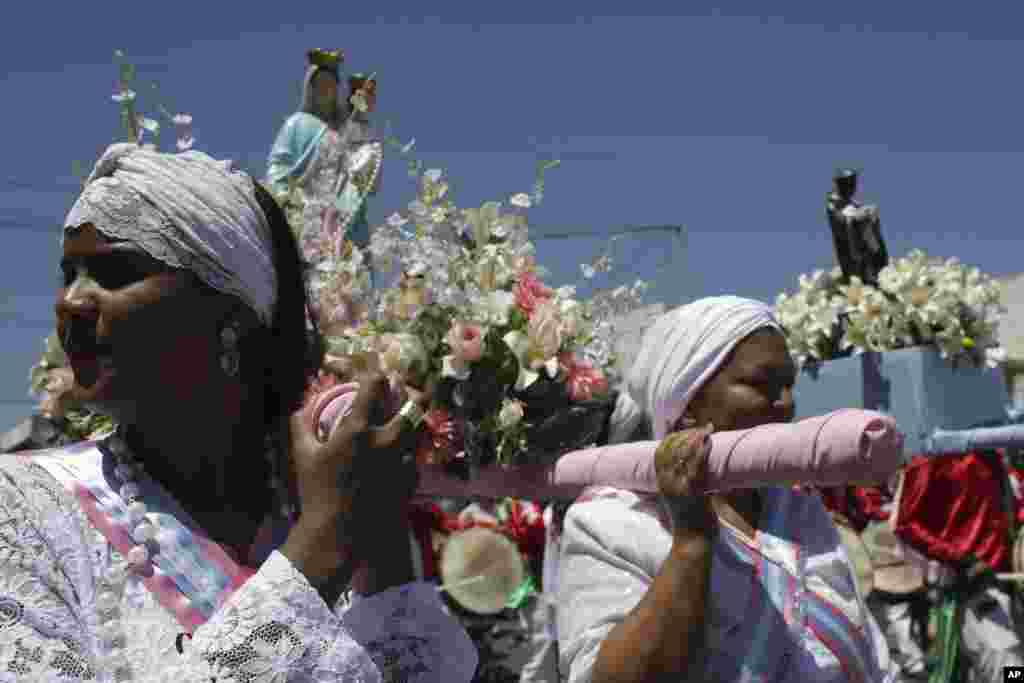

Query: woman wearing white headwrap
[554,296,895,682]
[0,143,476,681]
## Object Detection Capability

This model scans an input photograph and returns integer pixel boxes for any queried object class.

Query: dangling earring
[219,319,241,378]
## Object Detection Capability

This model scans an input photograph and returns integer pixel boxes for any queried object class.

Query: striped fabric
[555,485,894,682]
[21,441,279,632]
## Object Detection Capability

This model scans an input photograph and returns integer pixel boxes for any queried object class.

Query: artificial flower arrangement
[775,251,1006,370]
[108,50,196,153]
[291,144,651,472]
[32,51,652,474]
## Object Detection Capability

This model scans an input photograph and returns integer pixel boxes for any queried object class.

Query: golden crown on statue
[307,48,344,71]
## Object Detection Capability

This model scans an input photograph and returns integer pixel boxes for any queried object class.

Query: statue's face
[834,175,858,198]
[312,71,338,115]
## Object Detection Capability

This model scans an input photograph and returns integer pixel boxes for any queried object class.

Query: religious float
[775,174,1024,682]
[22,53,913,639]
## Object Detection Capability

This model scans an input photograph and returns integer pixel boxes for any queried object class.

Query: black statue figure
[826,169,889,285]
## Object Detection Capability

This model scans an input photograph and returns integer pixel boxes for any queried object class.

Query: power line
[0,221,61,233]
[0,315,53,328]
[2,175,83,192]
[532,224,684,240]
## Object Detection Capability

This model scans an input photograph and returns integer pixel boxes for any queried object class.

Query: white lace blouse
[0,452,478,682]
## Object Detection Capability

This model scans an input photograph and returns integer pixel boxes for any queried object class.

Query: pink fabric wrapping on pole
[308,384,905,500]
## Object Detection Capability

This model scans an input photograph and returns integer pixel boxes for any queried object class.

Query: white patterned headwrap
[64,143,277,326]
[608,296,782,443]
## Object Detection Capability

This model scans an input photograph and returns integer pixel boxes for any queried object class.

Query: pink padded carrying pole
[308,385,905,500]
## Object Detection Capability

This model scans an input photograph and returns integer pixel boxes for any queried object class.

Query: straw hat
[862,521,925,595]
[440,527,525,615]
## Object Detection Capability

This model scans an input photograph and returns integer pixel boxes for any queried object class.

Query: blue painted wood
[794,346,1008,456]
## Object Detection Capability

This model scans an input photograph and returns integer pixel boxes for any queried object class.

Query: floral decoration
[775,251,1006,369]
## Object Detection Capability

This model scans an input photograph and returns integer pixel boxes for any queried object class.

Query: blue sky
[3,2,1024,431]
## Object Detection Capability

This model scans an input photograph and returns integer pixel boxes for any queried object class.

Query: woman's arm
[593,535,711,683]
[561,428,717,683]
[558,499,712,683]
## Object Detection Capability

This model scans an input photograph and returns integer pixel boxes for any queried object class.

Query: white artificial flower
[441,355,471,381]
[556,285,577,299]
[477,290,516,326]
[380,333,428,382]
[985,346,1008,368]
[509,193,532,209]
[558,298,588,339]
[497,399,525,429]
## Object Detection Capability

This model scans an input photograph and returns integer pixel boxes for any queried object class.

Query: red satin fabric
[893,453,1011,571]
[818,485,892,532]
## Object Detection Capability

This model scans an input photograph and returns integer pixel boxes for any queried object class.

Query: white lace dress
[0,451,478,682]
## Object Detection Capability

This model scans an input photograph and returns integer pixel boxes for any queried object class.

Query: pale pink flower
[445,322,486,364]
[559,353,609,402]
[514,272,553,318]
[526,301,563,367]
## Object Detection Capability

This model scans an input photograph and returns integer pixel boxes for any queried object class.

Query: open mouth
[67,354,116,390]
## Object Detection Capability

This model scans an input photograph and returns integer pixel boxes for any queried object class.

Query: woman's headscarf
[608,296,782,443]
[63,143,278,326]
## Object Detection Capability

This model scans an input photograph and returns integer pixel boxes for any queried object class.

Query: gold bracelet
[398,401,425,429]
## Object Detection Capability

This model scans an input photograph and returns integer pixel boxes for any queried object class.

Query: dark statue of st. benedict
[826,169,889,285]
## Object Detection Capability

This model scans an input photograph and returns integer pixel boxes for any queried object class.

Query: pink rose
[559,353,609,402]
[416,407,462,465]
[445,322,486,365]
[327,299,355,330]
[514,272,554,318]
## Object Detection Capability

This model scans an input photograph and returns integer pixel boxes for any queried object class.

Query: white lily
[503,331,559,391]
[441,355,471,381]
